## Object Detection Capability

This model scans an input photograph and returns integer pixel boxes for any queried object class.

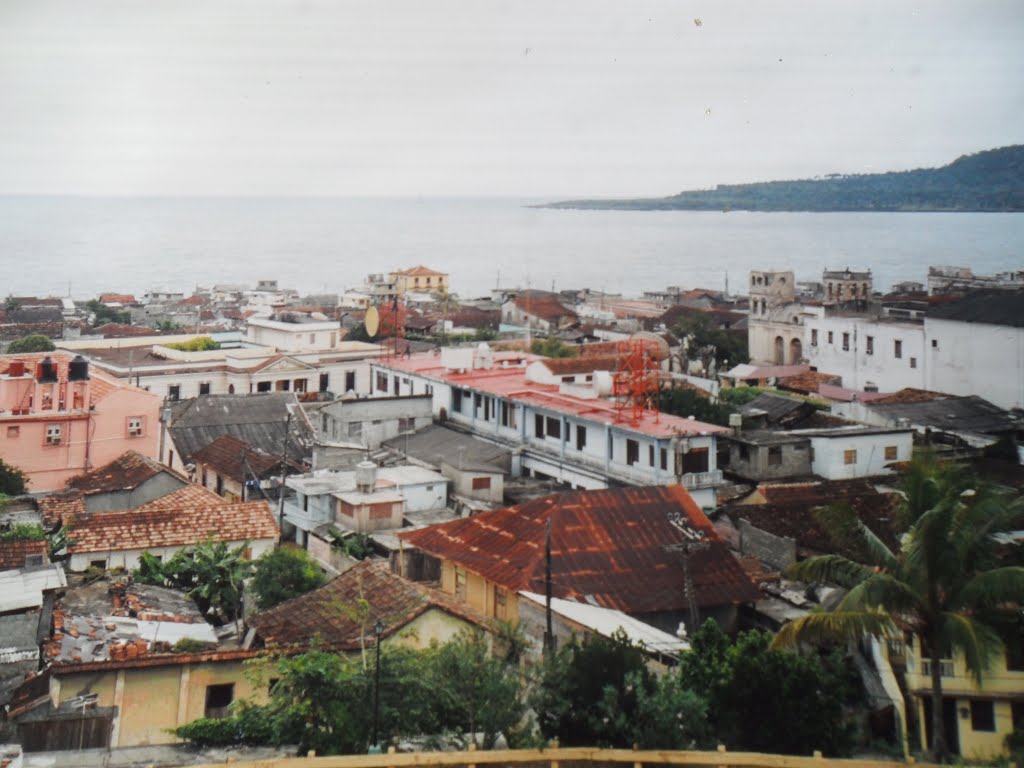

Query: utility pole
[544,517,555,655]
[665,510,709,633]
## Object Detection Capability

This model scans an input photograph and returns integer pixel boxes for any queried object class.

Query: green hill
[543,145,1024,212]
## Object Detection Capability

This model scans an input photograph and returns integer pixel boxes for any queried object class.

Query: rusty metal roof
[400,486,759,613]
[66,451,173,495]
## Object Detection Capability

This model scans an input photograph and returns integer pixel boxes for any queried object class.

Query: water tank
[37,356,58,383]
[68,355,90,381]
[7,360,25,377]
[355,460,377,494]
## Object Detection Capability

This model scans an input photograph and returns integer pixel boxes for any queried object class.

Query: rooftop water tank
[355,460,377,494]
[68,355,90,381]
[37,356,58,383]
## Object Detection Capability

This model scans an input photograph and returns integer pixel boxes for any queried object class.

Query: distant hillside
[543,146,1024,212]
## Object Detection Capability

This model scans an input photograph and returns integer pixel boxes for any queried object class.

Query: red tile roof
[778,370,841,394]
[38,492,87,527]
[0,539,48,570]
[69,499,276,554]
[98,294,137,305]
[392,265,448,277]
[133,483,227,512]
[66,451,170,494]
[90,322,154,338]
[248,559,489,652]
[191,434,280,483]
[539,355,620,375]
[512,293,577,324]
[400,486,759,613]
[868,388,953,405]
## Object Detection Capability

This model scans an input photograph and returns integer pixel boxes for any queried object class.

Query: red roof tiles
[66,451,170,494]
[400,486,759,613]
[69,499,277,554]
[191,434,280,484]
[248,559,489,652]
[0,539,48,570]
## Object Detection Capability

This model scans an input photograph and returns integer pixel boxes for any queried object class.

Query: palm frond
[838,572,924,615]
[815,502,899,570]
[786,554,873,588]
[954,567,1024,611]
[937,612,1005,684]
[772,610,897,650]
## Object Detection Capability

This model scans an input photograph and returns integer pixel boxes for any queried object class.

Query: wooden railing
[191,745,947,768]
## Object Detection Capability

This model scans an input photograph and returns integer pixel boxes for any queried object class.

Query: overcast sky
[1,0,1021,198]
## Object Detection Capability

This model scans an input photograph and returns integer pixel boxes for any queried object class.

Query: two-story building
[388,265,449,296]
[369,346,730,508]
[0,353,162,492]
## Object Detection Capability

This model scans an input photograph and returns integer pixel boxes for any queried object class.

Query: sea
[1,195,1022,300]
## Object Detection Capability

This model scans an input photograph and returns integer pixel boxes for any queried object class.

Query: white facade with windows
[369,353,727,508]
[790,427,914,480]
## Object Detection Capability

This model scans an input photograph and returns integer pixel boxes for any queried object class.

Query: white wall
[806,431,913,480]
[803,310,925,393]
[69,537,275,572]
[925,318,1024,410]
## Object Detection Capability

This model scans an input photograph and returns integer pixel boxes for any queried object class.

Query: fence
[190,745,948,768]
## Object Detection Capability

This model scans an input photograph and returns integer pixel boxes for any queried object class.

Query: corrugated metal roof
[927,289,1024,328]
[401,486,759,613]
[382,424,512,473]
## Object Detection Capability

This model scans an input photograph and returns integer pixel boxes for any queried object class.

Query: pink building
[0,353,162,492]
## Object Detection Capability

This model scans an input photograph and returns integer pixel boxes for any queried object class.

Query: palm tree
[773,454,1024,762]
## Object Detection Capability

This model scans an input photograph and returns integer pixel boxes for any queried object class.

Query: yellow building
[389,265,449,296]
[902,635,1024,760]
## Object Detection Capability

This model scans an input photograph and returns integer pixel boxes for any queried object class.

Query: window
[545,416,561,440]
[842,332,850,351]
[309,333,315,343]
[649,445,655,466]
[454,567,467,599]
[827,331,834,344]
[931,339,938,349]
[970,700,996,732]
[256,381,271,392]
[494,587,508,619]
[681,447,709,474]
[626,438,640,466]
[576,425,587,450]
[127,416,144,437]
[884,445,898,461]
[453,389,463,413]
[472,476,492,491]
[660,448,668,470]
[810,329,818,346]
[199,382,211,396]
[345,371,355,392]
[398,417,414,432]
[473,393,482,417]
[45,424,62,445]
[215,475,224,495]
[90,558,107,570]
[910,357,917,369]
[768,446,783,466]
[168,384,181,400]
[204,684,235,719]
[6,426,19,438]
[375,371,388,392]
[894,340,902,359]
[534,414,544,438]
[865,336,874,355]
[844,449,857,465]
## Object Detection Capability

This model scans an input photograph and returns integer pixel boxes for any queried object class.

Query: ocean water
[1,196,1022,300]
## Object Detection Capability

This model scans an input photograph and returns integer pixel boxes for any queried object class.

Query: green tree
[6,334,56,353]
[773,455,1024,761]
[164,336,220,351]
[251,546,326,611]
[530,337,578,358]
[0,458,28,495]
[0,523,46,541]
[658,386,737,427]
[85,299,131,325]
[671,314,748,367]
[135,539,254,623]
[680,622,859,756]
[427,629,526,748]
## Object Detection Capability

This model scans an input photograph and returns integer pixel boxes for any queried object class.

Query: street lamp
[370,619,385,753]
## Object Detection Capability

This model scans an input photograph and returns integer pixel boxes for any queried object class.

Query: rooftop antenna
[664,509,709,632]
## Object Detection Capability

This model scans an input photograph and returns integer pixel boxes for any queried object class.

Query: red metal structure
[613,339,660,424]
[378,295,408,359]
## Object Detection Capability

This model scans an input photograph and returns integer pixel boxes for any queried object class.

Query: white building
[369,345,730,508]
[747,270,808,365]
[790,426,914,480]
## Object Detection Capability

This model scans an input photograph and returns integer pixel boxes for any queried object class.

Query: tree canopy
[6,334,56,354]
[774,454,1024,761]
[251,546,326,611]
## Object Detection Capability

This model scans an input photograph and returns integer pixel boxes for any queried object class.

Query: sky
[1,0,1022,198]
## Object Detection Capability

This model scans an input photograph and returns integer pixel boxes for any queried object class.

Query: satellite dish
[364,305,380,338]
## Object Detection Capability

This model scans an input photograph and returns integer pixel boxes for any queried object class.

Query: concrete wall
[727,439,811,481]
[82,473,186,513]
[55,658,266,748]
[318,395,432,448]
[925,318,1024,410]
[808,430,913,480]
[803,310,925,393]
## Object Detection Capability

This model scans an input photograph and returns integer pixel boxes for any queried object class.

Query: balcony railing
[920,659,955,678]
[681,470,724,490]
